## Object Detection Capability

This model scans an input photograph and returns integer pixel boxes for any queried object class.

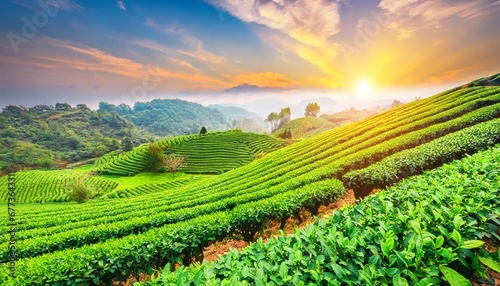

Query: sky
[0,0,499,110]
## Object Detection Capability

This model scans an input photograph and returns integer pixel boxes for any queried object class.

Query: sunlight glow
[357,80,371,95]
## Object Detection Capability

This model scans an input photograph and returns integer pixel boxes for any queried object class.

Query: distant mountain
[217,84,287,95]
[207,104,263,122]
[241,98,292,118]
[208,104,266,133]
[98,99,228,136]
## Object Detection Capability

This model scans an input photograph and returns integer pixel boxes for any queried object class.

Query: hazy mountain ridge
[98,99,228,136]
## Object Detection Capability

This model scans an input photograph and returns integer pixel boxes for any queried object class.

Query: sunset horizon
[1,0,499,109]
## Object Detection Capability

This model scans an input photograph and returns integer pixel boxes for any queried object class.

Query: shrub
[67,179,95,204]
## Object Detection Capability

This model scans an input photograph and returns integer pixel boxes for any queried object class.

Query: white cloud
[207,0,341,46]
[379,0,496,38]
[206,0,343,84]
[117,0,126,11]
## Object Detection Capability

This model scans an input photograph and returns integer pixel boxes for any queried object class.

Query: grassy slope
[93,131,283,176]
[171,131,284,174]
[152,145,500,285]
[0,131,283,202]
[274,117,336,139]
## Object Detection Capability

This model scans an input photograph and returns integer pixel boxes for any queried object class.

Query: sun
[357,80,371,95]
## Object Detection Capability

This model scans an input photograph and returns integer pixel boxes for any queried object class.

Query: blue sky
[1,0,499,109]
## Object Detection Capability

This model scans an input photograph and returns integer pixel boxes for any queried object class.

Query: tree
[55,102,72,111]
[37,156,54,169]
[164,154,188,176]
[392,99,403,108]
[305,103,320,117]
[278,128,292,139]
[266,112,280,132]
[146,143,165,172]
[122,137,134,151]
[67,178,94,204]
[278,107,291,128]
[199,126,207,135]
[76,104,91,112]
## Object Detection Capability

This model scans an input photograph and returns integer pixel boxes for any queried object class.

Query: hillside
[0,103,157,174]
[98,99,228,136]
[320,107,381,125]
[151,145,500,285]
[1,78,499,285]
[170,131,284,174]
[274,117,336,139]
[0,131,284,203]
[274,108,381,140]
[92,130,283,176]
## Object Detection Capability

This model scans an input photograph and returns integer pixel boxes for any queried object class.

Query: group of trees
[277,128,292,139]
[266,107,291,133]
[305,102,320,117]
[0,103,157,175]
[146,144,188,176]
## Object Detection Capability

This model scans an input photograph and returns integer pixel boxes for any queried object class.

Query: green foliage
[145,146,500,285]
[1,79,500,285]
[93,131,283,176]
[169,131,284,174]
[66,178,95,204]
[267,107,291,132]
[274,116,336,139]
[145,144,165,173]
[98,99,227,136]
[0,170,117,203]
[266,111,280,132]
[305,102,320,117]
[344,119,500,198]
[121,137,134,151]
[0,103,157,174]
[36,156,54,169]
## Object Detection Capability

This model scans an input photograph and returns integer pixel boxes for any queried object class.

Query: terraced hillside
[274,117,336,139]
[170,131,284,174]
[1,82,500,285]
[149,145,500,285]
[93,131,284,176]
[0,170,118,203]
[92,134,198,176]
[0,131,283,203]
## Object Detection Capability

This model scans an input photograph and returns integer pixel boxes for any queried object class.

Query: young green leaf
[460,240,484,249]
[478,257,500,273]
[439,266,472,286]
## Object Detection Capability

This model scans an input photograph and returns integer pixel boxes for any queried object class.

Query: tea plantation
[0,82,499,285]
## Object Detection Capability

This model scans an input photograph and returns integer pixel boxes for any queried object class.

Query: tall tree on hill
[164,154,188,177]
[305,103,320,117]
[266,112,280,133]
[146,143,165,172]
[199,126,207,135]
[278,107,291,128]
